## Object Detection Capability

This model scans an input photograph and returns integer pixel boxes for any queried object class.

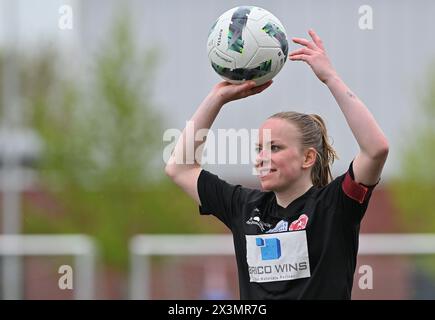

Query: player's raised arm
[289,29,389,186]
[164,80,272,205]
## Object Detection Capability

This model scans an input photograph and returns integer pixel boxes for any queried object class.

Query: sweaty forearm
[167,92,223,170]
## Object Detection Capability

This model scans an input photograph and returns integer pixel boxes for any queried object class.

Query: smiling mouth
[258,168,277,178]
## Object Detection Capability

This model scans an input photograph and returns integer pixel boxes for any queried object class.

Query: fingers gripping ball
[207,6,288,86]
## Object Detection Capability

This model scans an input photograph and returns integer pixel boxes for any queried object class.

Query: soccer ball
[207,6,288,86]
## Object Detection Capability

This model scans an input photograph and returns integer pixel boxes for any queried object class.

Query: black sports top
[197,162,376,299]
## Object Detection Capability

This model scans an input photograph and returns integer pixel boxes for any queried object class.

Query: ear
[302,148,317,169]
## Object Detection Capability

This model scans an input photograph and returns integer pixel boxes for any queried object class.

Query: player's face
[255,118,305,192]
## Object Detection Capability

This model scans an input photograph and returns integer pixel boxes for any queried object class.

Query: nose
[255,149,271,168]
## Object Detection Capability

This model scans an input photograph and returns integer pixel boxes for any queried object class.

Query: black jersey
[197,162,376,300]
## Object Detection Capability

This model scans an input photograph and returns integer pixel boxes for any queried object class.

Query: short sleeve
[197,169,254,230]
[326,162,378,226]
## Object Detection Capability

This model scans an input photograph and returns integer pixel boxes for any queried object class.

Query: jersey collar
[269,186,316,219]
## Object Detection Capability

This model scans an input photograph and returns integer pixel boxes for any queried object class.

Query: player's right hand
[210,80,273,105]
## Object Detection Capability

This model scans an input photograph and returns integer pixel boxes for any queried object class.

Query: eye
[255,146,262,153]
[271,145,280,152]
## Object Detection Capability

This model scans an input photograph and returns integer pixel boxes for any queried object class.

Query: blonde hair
[268,111,339,187]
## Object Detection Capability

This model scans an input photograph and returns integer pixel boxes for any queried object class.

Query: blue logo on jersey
[256,237,281,260]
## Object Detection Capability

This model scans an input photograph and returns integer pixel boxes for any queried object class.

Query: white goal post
[129,233,435,300]
[0,234,97,299]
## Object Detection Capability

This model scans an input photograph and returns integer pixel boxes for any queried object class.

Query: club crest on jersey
[289,214,309,231]
[246,208,272,232]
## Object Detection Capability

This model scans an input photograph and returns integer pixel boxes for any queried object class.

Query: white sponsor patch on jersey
[246,231,310,283]
[265,219,288,233]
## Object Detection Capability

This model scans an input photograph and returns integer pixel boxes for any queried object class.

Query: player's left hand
[289,29,337,85]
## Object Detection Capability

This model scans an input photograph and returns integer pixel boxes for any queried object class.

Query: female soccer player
[165,29,389,299]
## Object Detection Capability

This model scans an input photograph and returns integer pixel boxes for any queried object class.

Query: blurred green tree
[0,13,223,270]
[391,64,435,232]
[390,63,435,288]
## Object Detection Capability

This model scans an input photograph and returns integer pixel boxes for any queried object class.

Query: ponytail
[308,114,338,187]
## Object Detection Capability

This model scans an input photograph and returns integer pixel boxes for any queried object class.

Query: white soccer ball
[207,6,289,86]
